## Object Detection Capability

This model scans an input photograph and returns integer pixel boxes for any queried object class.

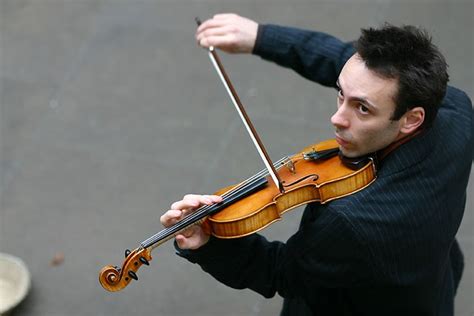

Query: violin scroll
[99,247,152,292]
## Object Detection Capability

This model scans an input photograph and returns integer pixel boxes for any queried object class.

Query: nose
[331,104,350,129]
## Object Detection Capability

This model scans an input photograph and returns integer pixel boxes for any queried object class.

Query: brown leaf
[50,252,65,266]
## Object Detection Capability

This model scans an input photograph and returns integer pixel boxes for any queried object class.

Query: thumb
[175,234,190,250]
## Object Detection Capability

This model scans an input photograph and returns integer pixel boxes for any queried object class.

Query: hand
[196,13,258,54]
[160,194,223,250]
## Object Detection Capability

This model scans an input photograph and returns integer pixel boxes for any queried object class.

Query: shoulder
[444,86,472,106]
[430,86,472,160]
[439,86,472,123]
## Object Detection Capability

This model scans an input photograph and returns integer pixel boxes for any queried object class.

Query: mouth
[335,134,349,147]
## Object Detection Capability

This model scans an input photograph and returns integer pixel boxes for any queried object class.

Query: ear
[399,107,425,134]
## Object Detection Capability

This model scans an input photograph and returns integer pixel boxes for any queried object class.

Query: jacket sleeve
[175,204,371,301]
[252,24,356,87]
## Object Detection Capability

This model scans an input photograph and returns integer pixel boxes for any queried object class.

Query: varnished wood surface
[209,143,376,238]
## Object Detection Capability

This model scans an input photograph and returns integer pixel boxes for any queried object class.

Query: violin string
[140,159,281,248]
[165,156,284,223]
[140,156,289,248]
[146,176,267,248]
[176,156,287,218]
[140,181,256,247]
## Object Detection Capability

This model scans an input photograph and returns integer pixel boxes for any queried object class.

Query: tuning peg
[139,257,150,265]
[128,271,138,280]
[125,249,131,257]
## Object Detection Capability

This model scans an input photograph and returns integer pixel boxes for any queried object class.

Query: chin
[339,148,357,158]
[342,152,360,158]
[339,147,369,159]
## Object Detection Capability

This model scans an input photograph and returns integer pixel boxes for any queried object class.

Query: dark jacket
[177,24,473,315]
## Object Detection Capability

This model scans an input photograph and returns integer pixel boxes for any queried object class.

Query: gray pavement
[0,0,472,315]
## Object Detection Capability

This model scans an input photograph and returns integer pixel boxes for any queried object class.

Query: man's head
[332,24,448,157]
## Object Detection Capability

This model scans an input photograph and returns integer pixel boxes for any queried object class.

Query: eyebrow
[336,79,379,110]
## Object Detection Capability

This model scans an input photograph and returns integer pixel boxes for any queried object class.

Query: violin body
[209,139,376,238]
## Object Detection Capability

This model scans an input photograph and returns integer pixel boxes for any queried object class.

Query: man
[161,14,472,315]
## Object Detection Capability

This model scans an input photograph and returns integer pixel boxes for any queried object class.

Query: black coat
[177,24,473,316]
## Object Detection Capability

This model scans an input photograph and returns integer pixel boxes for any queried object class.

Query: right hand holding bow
[195,13,258,54]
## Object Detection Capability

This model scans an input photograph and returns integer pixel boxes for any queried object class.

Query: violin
[98,21,377,292]
[99,140,376,292]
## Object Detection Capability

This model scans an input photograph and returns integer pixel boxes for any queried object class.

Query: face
[331,54,403,157]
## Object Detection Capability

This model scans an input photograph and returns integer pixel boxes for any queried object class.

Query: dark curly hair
[355,24,449,128]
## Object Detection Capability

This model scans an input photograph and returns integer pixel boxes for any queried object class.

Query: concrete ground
[0,0,472,315]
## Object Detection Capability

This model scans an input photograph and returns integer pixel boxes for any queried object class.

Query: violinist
[160,14,472,315]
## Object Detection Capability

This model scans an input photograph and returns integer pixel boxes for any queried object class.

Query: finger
[170,196,200,210]
[183,194,216,206]
[160,209,183,227]
[198,34,239,51]
[176,234,197,249]
[175,234,189,249]
[170,194,221,218]
[196,17,230,36]
[175,231,209,250]
[180,225,200,238]
[196,25,237,44]
[201,194,223,203]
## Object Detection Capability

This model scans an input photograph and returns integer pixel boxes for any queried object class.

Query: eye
[358,103,370,114]
[337,88,344,99]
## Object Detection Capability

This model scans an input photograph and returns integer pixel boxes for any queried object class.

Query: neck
[378,128,424,161]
